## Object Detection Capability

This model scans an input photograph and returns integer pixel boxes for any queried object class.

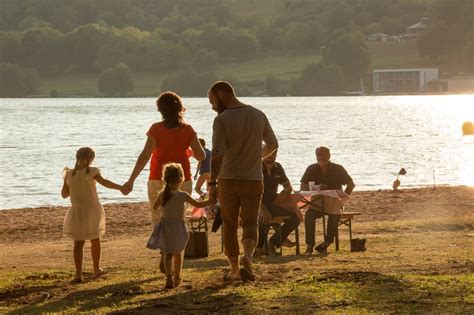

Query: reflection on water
[0,95,473,210]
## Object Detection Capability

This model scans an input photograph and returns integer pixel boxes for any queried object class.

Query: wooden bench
[334,211,362,251]
[267,212,360,254]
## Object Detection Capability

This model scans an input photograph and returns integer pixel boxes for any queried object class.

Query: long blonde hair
[72,147,95,176]
[161,163,184,206]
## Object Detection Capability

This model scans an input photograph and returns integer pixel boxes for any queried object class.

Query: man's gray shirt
[212,105,278,181]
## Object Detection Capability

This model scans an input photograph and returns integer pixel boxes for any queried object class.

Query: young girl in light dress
[61,147,123,282]
[147,163,214,289]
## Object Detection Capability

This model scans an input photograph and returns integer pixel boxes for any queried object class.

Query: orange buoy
[462,121,473,135]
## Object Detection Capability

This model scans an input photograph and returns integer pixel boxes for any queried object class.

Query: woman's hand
[122,181,134,195]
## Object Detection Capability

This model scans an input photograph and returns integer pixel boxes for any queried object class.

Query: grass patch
[235,272,474,312]
[368,41,435,69]
[216,53,322,81]
[36,72,166,97]
[2,269,471,313]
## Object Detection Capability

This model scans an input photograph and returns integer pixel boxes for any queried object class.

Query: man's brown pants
[218,179,263,257]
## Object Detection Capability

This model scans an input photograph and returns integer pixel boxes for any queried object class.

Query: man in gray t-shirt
[208,81,278,282]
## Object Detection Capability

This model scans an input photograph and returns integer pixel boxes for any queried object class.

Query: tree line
[417,0,473,68]
[0,0,472,97]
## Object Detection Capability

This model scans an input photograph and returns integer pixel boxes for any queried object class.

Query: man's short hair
[209,81,235,97]
[315,146,330,156]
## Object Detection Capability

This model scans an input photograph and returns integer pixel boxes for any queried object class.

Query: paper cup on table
[308,181,315,191]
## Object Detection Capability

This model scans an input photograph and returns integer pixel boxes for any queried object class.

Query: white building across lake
[373,68,439,94]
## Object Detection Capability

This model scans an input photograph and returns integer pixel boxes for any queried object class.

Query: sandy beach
[1,186,473,313]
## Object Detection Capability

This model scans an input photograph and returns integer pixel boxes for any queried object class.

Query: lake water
[1,95,473,210]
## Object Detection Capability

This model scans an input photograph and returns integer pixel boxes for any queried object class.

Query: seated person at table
[301,146,355,254]
[255,150,300,256]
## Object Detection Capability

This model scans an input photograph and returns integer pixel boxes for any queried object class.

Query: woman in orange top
[123,92,206,226]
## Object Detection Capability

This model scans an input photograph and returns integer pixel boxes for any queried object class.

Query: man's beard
[215,99,226,114]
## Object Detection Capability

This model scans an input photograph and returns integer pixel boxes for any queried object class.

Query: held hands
[208,185,218,203]
[121,181,134,196]
[206,198,217,208]
[119,186,129,196]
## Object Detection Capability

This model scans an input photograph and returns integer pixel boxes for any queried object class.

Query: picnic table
[293,190,361,251]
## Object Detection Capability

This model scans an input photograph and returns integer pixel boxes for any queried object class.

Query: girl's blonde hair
[161,163,184,206]
[72,147,95,176]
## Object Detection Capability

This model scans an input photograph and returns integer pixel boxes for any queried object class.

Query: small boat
[342,79,366,96]
[343,90,366,96]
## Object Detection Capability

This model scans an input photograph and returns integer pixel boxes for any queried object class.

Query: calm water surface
[1,95,473,210]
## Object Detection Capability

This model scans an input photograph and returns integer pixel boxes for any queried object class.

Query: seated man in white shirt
[301,146,355,254]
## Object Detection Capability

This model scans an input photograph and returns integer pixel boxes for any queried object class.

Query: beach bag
[350,238,367,252]
[185,216,209,258]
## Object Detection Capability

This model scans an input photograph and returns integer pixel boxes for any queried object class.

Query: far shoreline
[1,92,474,99]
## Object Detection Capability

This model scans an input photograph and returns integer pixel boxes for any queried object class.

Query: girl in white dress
[61,147,123,282]
[146,163,213,289]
